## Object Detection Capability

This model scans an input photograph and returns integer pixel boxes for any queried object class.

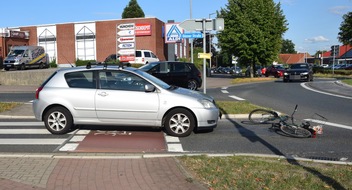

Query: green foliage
[49,58,57,68]
[122,0,145,19]
[338,12,352,45]
[281,39,296,53]
[75,59,96,67]
[218,0,288,69]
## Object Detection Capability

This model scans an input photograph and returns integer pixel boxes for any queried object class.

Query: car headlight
[301,72,308,75]
[198,99,216,109]
[284,72,288,75]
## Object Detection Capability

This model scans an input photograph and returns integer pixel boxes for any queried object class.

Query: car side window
[144,51,151,58]
[65,71,95,89]
[151,52,157,58]
[99,70,147,92]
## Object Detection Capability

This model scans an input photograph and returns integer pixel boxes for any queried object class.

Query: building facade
[1,17,186,68]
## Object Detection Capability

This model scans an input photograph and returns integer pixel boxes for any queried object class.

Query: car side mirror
[145,84,156,92]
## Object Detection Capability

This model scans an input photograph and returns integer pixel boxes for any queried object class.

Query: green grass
[216,101,265,114]
[342,79,352,86]
[0,102,20,112]
[179,155,352,190]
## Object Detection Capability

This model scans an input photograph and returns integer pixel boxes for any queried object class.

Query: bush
[49,59,57,68]
[75,59,97,67]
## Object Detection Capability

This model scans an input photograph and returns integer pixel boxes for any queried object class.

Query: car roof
[55,64,137,73]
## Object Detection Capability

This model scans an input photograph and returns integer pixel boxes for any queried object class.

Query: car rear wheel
[44,106,73,135]
[164,108,195,137]
[187,79,198,90]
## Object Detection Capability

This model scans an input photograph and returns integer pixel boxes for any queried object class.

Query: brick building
[0,17,188,68]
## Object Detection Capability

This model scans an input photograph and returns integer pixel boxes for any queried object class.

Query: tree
[122,0,145,19]
[281,39,296,53]
[217,0,288,77]
[338,12,352,46]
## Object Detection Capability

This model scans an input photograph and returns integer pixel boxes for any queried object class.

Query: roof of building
[279,53,308,64]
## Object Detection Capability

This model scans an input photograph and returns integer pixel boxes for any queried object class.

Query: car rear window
[65,71,95,88]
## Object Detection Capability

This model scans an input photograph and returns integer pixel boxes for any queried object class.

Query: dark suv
[139,61,202,90]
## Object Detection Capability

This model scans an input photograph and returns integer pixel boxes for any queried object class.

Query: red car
[265,65,285,78]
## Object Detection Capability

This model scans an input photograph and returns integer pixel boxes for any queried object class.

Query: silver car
[32,65,220,137]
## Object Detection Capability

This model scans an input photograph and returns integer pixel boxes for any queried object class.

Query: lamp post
[208,13,216,72]
[189,0,193,63]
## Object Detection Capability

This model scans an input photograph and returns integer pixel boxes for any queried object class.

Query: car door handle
[98,92,108,97]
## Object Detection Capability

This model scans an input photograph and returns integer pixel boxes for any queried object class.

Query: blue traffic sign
[181,32,203,39]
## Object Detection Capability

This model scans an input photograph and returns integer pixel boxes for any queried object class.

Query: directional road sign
[179,18,225,32]
[181,32,203,39]
[198,53,211,59]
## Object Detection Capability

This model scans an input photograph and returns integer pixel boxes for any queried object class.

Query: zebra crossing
[0,122,89,152]
[0,122,185,153]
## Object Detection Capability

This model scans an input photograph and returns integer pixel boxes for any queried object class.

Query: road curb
[0,152,350,165]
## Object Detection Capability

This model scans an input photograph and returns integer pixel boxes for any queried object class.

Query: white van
[129,49,159,64]
[3,46,49,71]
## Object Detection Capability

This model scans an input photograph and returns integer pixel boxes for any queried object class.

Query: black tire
[187,79,198,90]
[18,64,25,70]
[280,124,311,138]
[39,63,44,69]
[164,108,195,137]
[249,109,278,124]
[4,68,9,71]
[44,106,73,135]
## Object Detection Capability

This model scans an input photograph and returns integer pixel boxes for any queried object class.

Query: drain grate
[304,156,340,161]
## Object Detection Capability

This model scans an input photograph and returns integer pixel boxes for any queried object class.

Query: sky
[0,0,351,55]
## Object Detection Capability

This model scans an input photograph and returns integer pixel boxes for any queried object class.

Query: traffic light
[330,45,339,56]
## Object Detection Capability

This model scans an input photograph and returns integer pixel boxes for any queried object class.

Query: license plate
[6,65,11,67]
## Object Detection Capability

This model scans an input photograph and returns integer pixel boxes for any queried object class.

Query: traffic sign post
[117,23,136,63]
[180,18,224,94]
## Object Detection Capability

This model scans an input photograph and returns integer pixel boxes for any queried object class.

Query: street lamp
[208,13,216,70]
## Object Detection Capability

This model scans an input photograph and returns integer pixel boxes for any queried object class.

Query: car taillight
[35,86,43,99]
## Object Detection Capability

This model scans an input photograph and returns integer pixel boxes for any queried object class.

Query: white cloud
[305,36,329,43]
[329,6,351,15]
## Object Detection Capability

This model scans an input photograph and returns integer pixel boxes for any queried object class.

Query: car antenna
[60,53,75,67]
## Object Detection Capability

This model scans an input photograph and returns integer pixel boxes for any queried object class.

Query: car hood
[171,87,214,101]
[286,68,309,73]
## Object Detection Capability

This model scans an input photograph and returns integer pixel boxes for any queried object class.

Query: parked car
[283,63,313,82]
[3,46,49,71]
[245,65,262,77]
[139,61,202,90]
[129,49,159,64]
[229,66,242,76]
[265,64,285,78]
[32,65,219,137]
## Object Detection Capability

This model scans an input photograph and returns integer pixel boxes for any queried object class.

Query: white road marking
[164,135,184,152]
[221,90,229,94]
[301,82,352,100]
[229,95,246,101]
[0,139,66,145]
[304,119,352,130]
[0,129,50,134]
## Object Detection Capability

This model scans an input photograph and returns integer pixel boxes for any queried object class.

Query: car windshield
[139,62,160,71]
[133,68,171,89]
[290,64,308,69]
[8,49,24,56]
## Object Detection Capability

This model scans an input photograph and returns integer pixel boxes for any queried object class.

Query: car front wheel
[164,108,195,137]
[44,106,73,134]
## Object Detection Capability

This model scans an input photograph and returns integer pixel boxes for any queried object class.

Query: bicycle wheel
[249,109,278,124]
[280,124,311,138]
